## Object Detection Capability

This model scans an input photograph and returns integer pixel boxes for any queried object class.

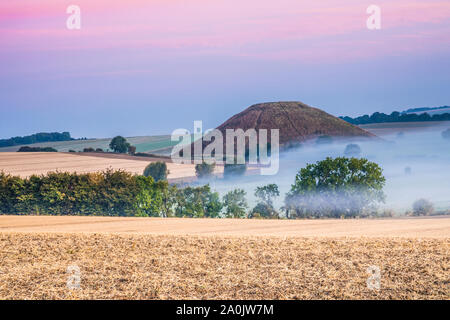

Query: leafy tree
[344,144,361,157]
[173,185,220,218]
[143,162,168,182]
[133,175,163,217]
[250,184,280,218]
[412,199,434,216]
[180,186,205,217]
[0,172,25,214]
[94,169,141,216]
[284,157,386,218]
[155,180,176,217]
[109,136,130,153]
[195,162,215,179]
[254,184,279,207]
[223,189,248,218]
[205,191,223,218]
[174,187,188,217]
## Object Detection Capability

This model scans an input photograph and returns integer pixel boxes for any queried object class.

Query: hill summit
[216,101,375,146]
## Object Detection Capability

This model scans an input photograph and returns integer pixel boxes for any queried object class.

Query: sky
[1,0,450,138]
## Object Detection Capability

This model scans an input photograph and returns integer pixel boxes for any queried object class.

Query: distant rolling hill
[403,106,450,116]
[0,135,176,156]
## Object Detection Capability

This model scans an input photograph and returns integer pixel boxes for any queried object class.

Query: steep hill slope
[216,101,375,146]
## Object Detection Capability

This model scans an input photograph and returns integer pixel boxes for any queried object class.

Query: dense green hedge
[0,170,224,217]
[18,146,58,152]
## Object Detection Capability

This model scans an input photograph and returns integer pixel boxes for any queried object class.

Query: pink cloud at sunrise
[1,0,449,62]
[1,1,450,140]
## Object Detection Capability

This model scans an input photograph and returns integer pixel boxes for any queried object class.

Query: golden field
[0,216,449,300]
[1,215,450,238]
[0,152,223,182]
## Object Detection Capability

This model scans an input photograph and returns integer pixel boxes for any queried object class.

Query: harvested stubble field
[0,217,449,300]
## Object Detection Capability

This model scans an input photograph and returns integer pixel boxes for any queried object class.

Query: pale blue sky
[1,0,449,138]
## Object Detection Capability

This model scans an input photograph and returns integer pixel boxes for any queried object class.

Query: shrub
[344,144,361,157]
[109,136,130,153]
[250,203,276,219]
[95,148,104,152]
[412,199,434,216]
[135,152,170,159]
[250,184,280,218]
[128,145,136,155]
[223,163,246,178]
[381,209,394,217]
[143,162,168,182]
[17,146,57,152]
[135,152,151,157]
[195,162,215,179]
[68,150,76,153]
[83,147,95,152]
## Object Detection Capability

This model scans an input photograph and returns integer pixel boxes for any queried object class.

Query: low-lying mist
[201,125,450,215]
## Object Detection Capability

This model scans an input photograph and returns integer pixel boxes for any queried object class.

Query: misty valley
[209,125,450,215]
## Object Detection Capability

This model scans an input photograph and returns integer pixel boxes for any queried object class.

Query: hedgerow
[0,169,227,217]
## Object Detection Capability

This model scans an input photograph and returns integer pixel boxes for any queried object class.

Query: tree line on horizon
[0,132,73,148]
[340,111,450,125]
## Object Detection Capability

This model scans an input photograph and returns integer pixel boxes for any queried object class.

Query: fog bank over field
[209,124,450,214]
